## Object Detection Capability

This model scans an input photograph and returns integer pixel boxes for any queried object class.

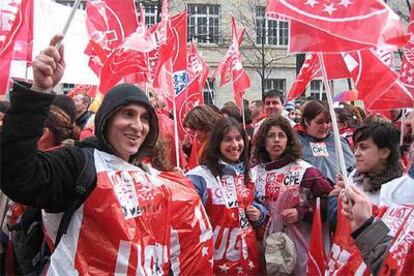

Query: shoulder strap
[54,147,96,246]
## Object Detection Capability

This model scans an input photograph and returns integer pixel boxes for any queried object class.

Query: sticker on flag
[173,70,188,95]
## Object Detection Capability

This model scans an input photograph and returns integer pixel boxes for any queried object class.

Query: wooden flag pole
[318,53,350,190]
[56,0,82,49]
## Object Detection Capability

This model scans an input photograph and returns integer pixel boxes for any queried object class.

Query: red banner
[266,0,407,53]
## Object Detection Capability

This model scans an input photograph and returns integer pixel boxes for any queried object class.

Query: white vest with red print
[252,160,312,205]
[44,150,173,275]
[190,165,261,275]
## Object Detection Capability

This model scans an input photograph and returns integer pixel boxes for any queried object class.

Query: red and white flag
[0,0,33,95]
[213,17,250,110]
[342,49,413,111]
[287,54,321,101]
[266,0,407,53]
[306,198,327,276]
[188,41,210,91]
[85,0,138,77]
[400,6,414,97]
[287,53,351,101]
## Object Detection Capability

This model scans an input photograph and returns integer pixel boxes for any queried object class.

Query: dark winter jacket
[0,81,158,212]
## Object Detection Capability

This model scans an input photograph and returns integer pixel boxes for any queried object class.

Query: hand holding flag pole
[56,0,82,50]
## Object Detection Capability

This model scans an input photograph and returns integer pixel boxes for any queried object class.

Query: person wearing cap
[0,35,205,274]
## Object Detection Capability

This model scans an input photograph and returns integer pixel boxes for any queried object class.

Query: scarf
[353,164,403,192]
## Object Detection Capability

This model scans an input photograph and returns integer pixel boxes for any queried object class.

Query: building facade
[54,0,410,106]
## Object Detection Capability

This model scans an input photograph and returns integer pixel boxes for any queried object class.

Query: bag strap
[54,147,96,246]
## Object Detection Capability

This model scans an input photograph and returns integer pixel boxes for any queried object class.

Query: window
[62,83,75,95]
[55,0,86,10]
[309,80,327,100]
[138,4,159,27]
[256,6,288,46]
[264,79,286,94]
[203,79,215,104]
[188,4,219,44]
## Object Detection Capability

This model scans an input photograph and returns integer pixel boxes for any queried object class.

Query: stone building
[54,0,410,106]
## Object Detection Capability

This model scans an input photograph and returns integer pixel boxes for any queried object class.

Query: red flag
[171,11,189,139]
[213,18,250,110]
[149,0,176,85]
[85,0,138,75]
[98,47,149,95]
[287,54,321,101]
[306,198,327,276]
[342,49,413,110]
[400,7,414,96]
[0,0,33,95]
[266,0,407,53]
[287,53,350,101]
[188,42,210,89]
[0,1,19,49]
[67,85,98,98]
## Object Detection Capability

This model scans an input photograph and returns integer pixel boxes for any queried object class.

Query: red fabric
[342,49,413,111]
[400,7,414,97]
[149,3,176,87]
[186,137,200,171]
[202,173,261,275]
[306,198,327,275]
[171,11,189,142]
[188,42,210,92]
[287,54,320,102]
[326,201,360,274]
[65,154,172,274]
[85,0,137,55]
[0,0,33,95]
[288,53,352,102]
[159,172,213,274]
[98,47,149,95]
[266,0,408,53]
[213,18,250,110]
[67,85,97,98]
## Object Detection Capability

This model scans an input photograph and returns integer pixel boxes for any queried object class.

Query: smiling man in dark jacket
[0,35,177,275]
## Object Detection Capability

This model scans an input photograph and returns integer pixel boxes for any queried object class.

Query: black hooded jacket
[0,82,159,212]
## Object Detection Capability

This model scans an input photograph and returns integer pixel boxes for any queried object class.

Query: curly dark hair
[253,116,302,164]
[201,117,250,178]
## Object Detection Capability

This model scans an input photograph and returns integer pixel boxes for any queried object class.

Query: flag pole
[400,109,406,146]
[172,95,181,169]
[56,0,82,49]
[318,53,350,189]
[241,94,246,130]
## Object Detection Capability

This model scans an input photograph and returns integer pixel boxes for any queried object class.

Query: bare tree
[231,0,290,97]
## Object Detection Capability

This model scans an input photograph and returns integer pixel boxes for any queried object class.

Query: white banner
[10,0,98,85]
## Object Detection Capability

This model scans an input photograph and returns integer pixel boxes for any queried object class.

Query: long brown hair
[202,117,249,178]
[253,117,302,164]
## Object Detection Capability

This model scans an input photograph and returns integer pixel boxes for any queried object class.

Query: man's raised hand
[31,34,65,92]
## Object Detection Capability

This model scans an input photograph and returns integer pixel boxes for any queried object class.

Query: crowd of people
[0,35,414,275]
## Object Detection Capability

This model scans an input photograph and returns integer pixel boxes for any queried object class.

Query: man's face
[73,94,87,115]
[264,96,283,117]
[106,104,150,161]
[249,102,263,118]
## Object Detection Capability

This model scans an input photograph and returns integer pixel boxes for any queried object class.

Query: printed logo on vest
[110,170,163,219]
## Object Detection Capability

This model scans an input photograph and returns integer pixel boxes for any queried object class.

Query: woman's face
[306,113,330,139]
[265,126,288,161]
[354,137,390,175]
[219,127,244,163]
